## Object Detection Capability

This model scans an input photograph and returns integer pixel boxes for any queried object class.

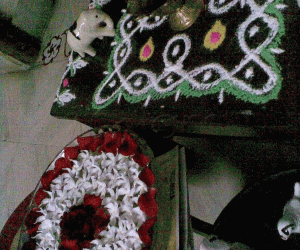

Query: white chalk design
[93,0,284,109]
[55,52,88,106]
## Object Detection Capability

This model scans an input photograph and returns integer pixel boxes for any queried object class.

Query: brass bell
[168,0,205,31]
[153,0,185,16]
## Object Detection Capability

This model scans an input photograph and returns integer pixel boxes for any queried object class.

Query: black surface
[50,1,300,137]
[213,170,300,250]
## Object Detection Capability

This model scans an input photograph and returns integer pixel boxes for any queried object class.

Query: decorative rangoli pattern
[55,52,88,106]
[91,0,285,109]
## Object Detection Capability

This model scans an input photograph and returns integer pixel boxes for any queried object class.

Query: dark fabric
[50,1,300,136]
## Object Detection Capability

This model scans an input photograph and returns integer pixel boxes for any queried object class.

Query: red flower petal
[133,148,150,167]
[119,132,138,156]
[138,188,158,217]
[138,217,157,246]
[54,158,73,174]
[27,223,40,236]
[94,226,108,238]
[80,240,91,249]
[41,170,57,190]
[89,135,104,152]
[102,132,122,155]
[25,208,42,236]
[95,207,110,220]
[60,239,80,250]
[83,194,102,210]
[34,188,48,206]
[64,146,80,159]
[139,167,155,187]
[22,239,37,250]
[92,207,110,232]
[77,136,94,150]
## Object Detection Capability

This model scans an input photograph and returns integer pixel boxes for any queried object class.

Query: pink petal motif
[210,32,221,44]
[142,45,151,58]
[138,188,158,217]
[138,217,157,246]
[139,167,155,187]
[63,78,69,87]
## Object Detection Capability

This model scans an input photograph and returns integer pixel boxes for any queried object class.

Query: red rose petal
[80,240,91,249]
[133,148,150,167]
[95,207,110,220]
[119,132,138,156]
[54,157,73,174]
[101,132,122,155]
[90,135,104,152]
[77,136,94,150]
[139,167,155,187]
[41,170,57,190]
[27,223,40,236]
[138,217,157,246]
[93,207,110,232]
[94,226,107,238]
[64,146,80,159]
[138,188,158,217]
[22,239,37,250]
[34,188,48,206]
[60,239,80,250]
[25,208,42,236]
[83,194,102,210]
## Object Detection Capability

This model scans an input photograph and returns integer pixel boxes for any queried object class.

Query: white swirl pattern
[93,0,284,106]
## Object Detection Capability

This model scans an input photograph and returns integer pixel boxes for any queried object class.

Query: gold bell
[168,0,205,31]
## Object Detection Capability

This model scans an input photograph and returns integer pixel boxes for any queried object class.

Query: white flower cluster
[34,149,148,250]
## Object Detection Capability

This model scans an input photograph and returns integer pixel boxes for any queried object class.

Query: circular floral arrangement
[23,131,157,250]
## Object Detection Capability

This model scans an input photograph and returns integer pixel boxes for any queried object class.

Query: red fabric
[0,192,33,250]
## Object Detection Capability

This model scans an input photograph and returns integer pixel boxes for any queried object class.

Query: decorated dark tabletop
[50,0,300,136]
[212,170,300,250]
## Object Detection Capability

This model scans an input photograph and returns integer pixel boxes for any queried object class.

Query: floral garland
[23,131,157,250]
